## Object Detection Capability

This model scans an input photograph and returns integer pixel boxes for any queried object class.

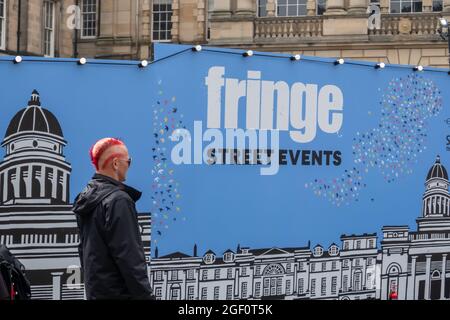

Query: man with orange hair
[73,138,153,300]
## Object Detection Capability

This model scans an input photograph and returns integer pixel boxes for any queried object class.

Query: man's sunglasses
[117,158,132,167]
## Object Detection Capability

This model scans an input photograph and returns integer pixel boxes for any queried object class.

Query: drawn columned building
[380,156,450,300]
[150,157,450,300]
[0,90,151,300]
[150,235,380,300]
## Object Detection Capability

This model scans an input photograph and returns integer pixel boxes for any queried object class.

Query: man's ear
[112,158,118,170]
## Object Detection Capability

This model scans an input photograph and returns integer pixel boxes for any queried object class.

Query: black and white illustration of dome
[4,90,64,139]
[0,90,71,206]
[422,155,450,218]
[426,155,448,181]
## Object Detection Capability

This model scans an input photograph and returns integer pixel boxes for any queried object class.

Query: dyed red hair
[89,138,125,170]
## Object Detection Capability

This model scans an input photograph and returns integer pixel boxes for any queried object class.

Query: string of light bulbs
[3,45,450,75]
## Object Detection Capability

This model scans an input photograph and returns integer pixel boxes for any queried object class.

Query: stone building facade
[0,0,448,67]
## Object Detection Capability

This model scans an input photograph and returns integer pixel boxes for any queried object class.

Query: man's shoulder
[105,188,134,205]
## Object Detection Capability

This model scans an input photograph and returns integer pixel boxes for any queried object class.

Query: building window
[321,277,326,296]
[241,282,248,298]
[329,245,339,256]
[171,270,178,281]
[343,259,349,268]
[202,270,208,281]
[155,271,163,281]
[432,0,442,10]
[81,0,98,38]
[206,0,213,40]
[343,275,348,292]
[370,0,381,8]
[0,0,5,50]
[224,252,234,262]
[322,262,326,272]
[264,278,270,296]
[188,286,195,300]
[201,287,207,300]
[170,287,180,300]
[343,241,349,250]
[277,0,307,16]
[286,263,291,273]
[286,280,291,295]
[311,263,315,272]
[214,286,220,300]
[298,278,304,294]
[355,259,360,267]
[390,0,422,13]
[331,276,337,295]
[153,0,172,41]
[43,0,55,57]
[241,267,247,276]
[214,269,220,280]
[368,239,375,248]
[317,0,326,15]
[367,273,374,289]
[354,271,362,291]
[314,246,324,257]
[187,269,195,280]
[227,268,233,279]
[299,262,304,271]
[332,261,337,270]
[276,278,282,295]
[226,285,233,299]
[258,0,268,17]
[203,253,216,264]
[311,279,316,296]
[256,265,261,275]
[356,240,361,249]
[255,282,261,297]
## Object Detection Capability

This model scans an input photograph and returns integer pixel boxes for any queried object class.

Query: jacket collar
[93,173,142,202]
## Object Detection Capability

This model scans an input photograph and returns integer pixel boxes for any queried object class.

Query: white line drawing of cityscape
[0,90,449,300]
[149,153,450,300]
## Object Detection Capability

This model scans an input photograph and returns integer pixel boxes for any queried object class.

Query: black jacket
[73,174,153,300]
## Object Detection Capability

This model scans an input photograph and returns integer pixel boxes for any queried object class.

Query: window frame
[43,0,55,57]
[277,0,308,17]
[321,277,326,296]
[258,0,268,17]
[152,0,173,42]
[0,0,6,50]
[81,0,99,39]
[390,0,423,13]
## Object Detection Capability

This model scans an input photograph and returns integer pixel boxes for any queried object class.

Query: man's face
[113,146,131,182]
[98,144,131,182]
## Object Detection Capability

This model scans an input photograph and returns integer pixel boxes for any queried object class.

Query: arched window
[431,270,440,279]
[263,264,284,275]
